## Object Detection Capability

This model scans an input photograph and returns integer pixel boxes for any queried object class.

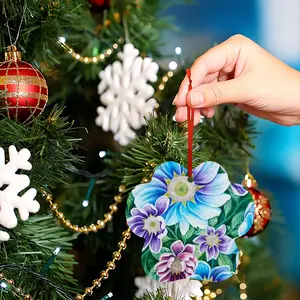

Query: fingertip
[176,115,187,123]
[175,107,188,122]
[201,107,215,118]
[175,77,189,107]
[173,93,186,107]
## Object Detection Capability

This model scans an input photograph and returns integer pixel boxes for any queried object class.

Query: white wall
[259,0,300,65]
[256,0,300,184]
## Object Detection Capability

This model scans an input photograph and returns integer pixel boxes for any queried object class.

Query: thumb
[187,78,247,108]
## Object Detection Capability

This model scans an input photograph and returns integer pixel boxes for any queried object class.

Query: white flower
[134,276,203,300]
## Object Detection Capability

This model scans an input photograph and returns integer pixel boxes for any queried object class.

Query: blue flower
[191,261,234,282]
[226,242,241,268]
[132,161,231,235]
[238,202,255,236]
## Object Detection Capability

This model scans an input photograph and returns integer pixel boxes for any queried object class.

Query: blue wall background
[163,0,300,285]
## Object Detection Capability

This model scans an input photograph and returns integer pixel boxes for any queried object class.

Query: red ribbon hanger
[186,69,194,180]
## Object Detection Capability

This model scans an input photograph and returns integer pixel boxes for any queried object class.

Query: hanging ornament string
[3,0,27,47]
[186,69,194,180]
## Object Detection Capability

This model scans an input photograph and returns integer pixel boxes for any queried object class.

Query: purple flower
[154,240,197,282]
[127,196,169,253]
[231,183,248,196]
[194,225,232,261]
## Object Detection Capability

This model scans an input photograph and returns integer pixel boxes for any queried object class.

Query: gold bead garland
[42,184,126,234]
[5,183,130,299]
[59,38,124,64]
[32,164,253,299]
[74,228,131,299]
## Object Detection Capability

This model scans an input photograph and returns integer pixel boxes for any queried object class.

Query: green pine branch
[238,239,284,300]
[43,0,179,103]
[107,104,256,189]
[56,175,123,250]
[0,106,81,190]
[108,114,210,188]
[0,0,86,66]
[0,215,79,299]
[135,289,177,300]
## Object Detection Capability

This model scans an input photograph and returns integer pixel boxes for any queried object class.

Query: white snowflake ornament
[96,43,159,146]
[0,145,40,241]
[134,276,203,300]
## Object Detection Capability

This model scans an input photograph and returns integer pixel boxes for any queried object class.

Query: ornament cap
[242,172,257,189]
[5,45,22,61]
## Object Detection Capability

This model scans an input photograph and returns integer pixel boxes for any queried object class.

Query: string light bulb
[204,289,211,295]
[216,289,223,295]
[155,70,174,96]
[58,36,66,44]
[82,200,89,207]
[0,275,27,297]
[100,292,113,300]
[175,47,182,55]
[99,151,107,158]
[158,84,164,91]
[169,61,178,70]
[240,283,247,290]
[175,46,186,68]
[53,247,60,255]
[39,247,61,275]
[239,277,248,300]
[0,281,8,289]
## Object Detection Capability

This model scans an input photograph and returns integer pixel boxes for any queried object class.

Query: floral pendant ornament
[126,161,254,283]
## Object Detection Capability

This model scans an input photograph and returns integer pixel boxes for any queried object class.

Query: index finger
[174,37,240,107]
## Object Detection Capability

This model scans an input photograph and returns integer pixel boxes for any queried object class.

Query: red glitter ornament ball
[88,0,110,8]
[245,186,272,237]
[0,46,48,123]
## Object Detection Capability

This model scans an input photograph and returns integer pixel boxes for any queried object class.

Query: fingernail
[190,92,204,107]
[172,94,178,105]
[172,115,177,122]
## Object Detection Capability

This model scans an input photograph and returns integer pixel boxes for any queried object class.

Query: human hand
[173,34,300,126]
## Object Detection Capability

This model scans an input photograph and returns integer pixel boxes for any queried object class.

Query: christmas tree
[0,1,283,299]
